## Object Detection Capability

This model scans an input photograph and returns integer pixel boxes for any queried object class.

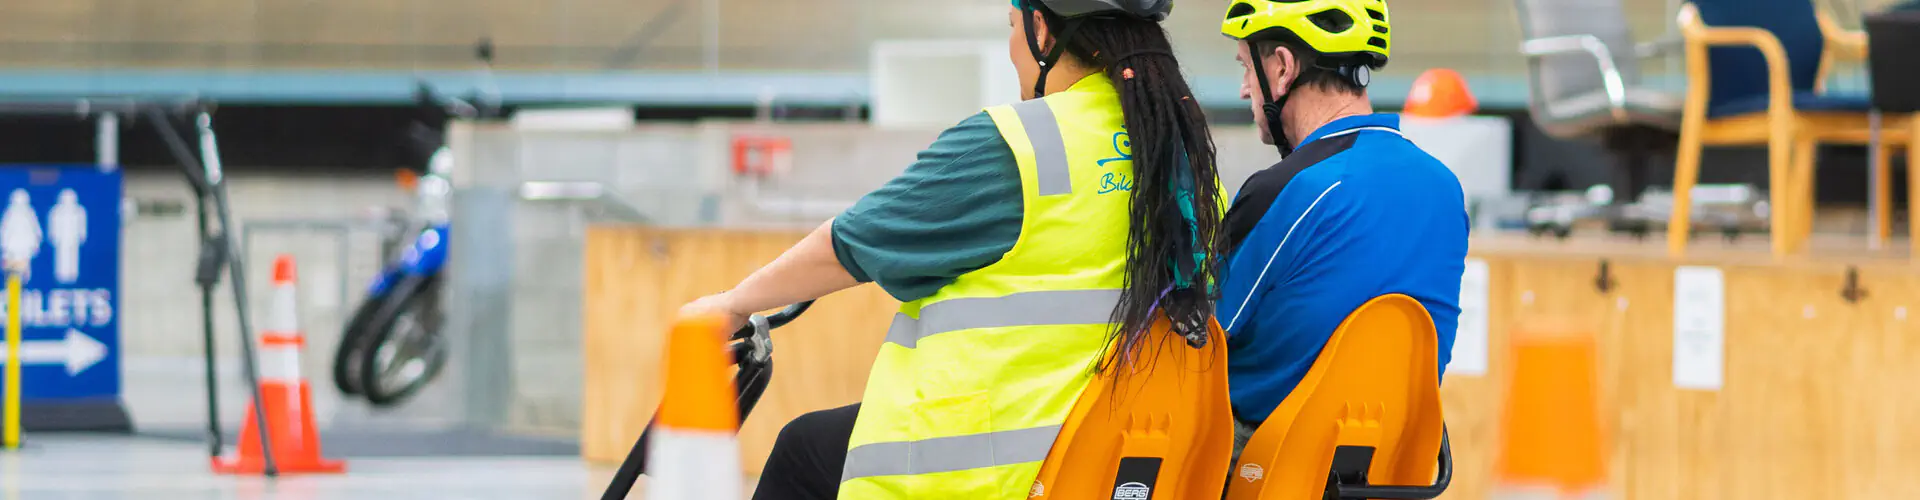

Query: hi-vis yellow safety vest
[838,74,1135,499]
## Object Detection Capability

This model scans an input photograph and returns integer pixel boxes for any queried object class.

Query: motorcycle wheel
[356,274,450,407]
[331,293,388,396]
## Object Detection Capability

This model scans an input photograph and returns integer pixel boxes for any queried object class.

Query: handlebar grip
[730,300,814,340]
[766,301,813,328]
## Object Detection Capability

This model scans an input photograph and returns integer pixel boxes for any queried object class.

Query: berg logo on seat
[1239,462,1265,482]
[1111,482,1151,500]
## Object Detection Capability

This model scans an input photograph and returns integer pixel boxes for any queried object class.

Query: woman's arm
[680,219,862,332]
[679,110,1023,332]
[729,219,863,313]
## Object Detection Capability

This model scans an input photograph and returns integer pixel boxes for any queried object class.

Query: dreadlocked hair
[1036,8,1226,375]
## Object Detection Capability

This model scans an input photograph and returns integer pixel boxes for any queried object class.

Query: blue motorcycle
[323,74,494,406]
[331,146,455,407]
[332,80,496,406]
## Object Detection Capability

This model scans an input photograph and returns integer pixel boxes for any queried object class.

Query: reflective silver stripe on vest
[841,424,1063,482]
[1011,99,1072,196]
[884,289,1121,349]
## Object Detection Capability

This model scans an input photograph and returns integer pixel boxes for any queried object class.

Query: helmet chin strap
[1023,4,1086,99]
[1245,41,1294,156]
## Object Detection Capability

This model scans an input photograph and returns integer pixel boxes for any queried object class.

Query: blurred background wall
[0,0,1902,439]
[0,0,1716,107]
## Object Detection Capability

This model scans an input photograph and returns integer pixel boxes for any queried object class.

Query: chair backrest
[1690,0,1826,109]
[1225,294,1447,500]
[1027,317,1234,500]
[1513,0,1641,112]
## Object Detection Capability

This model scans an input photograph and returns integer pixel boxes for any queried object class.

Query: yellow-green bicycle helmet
[1221,0,1390,69]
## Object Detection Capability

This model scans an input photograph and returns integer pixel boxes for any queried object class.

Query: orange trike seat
[1226,293,1453,500]
[1025,316,1235,499]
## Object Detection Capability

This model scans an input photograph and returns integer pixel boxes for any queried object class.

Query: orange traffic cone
[1493,325,1607,499]
[645,315,743,500]
[1405,68,1479,119]
[212,255,346,475]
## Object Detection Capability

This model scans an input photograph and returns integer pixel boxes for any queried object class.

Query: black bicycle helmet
[1014,0,1175,97]
[1017,0,1173,21]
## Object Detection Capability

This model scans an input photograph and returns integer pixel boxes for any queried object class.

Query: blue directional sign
[0,165,121,416]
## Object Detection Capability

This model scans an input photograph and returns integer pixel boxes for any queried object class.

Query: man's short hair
[1254,39,1367,96]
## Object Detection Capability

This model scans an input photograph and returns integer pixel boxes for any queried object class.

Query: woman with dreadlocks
[677,1,1225,498]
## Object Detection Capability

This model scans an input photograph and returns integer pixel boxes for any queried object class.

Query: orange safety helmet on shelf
[1404,68,1478,119]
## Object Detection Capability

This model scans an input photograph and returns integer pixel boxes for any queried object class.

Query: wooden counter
[582,226,896,476]
[583,227,1920,498]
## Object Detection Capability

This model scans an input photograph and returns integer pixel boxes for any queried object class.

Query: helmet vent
[1226,2,1257,19]
[1307,9,1354,33]
[1366,8,1387,22]
[1367,36,1388,49]
[1372,24,1388,34]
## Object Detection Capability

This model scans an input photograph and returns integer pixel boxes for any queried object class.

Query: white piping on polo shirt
[1222,124,1402,332]
[1225,180,1342,331]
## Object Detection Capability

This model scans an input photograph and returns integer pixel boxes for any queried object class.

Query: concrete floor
[0,435,627,499]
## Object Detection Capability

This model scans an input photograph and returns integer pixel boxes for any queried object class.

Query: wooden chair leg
[1767,128,1796,259]
[1669,121,1707,257]
[1789,138,1817,253]
[1911,119,1920,260]
[1874,142,1894,244]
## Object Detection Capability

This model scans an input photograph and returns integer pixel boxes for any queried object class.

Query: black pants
[753,403,860,500]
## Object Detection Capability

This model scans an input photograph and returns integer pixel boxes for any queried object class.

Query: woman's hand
[680,291,751,337]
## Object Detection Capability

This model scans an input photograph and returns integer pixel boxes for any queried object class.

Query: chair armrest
[1520,34,1629,122]
[1678,3,1793,119]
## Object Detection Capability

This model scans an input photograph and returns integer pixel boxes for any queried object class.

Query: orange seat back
[1027,316,1234,500]
[1226,294,1448,500]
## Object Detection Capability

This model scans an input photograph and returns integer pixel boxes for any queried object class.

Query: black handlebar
[600,301,815,500]
[758,301,813,332]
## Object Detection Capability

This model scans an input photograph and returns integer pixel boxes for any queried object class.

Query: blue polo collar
[1296,113,1402,149]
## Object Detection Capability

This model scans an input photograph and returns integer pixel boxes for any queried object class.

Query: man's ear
[1268,45,1299,97]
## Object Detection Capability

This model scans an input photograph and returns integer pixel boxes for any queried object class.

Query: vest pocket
[907,390,994,497]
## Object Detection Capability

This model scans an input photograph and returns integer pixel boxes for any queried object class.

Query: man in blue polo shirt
[1217,0,1469,457]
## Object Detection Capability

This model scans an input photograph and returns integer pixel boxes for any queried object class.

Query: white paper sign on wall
[1673,266,1726,390]
[1449,258,1491,376]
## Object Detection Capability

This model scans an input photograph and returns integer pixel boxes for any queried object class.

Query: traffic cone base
[211,255,345,476]
[645,314,745,500]
[645,429,743,499]
[1493,327,1608,498]
[212,384,345,475]
[1493,484,1608,500]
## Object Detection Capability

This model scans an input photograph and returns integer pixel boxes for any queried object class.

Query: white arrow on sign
[0,329,108,375]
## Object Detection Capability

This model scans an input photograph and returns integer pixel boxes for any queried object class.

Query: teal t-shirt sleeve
[830,111,1023,303]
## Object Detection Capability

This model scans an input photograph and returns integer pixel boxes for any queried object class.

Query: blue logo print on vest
[1096,132,1134,194]
[1099,173,1134,194]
